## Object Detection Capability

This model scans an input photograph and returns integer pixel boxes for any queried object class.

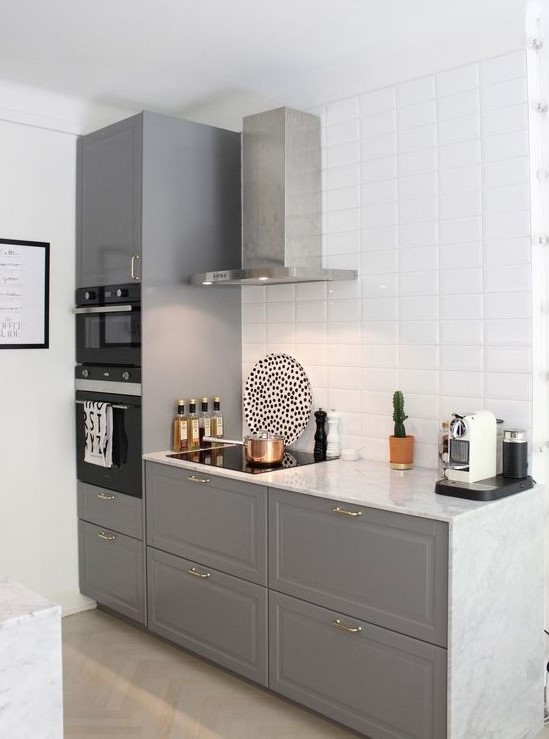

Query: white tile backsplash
[437,89,480,121]
[240,50,532,467]
[436,64,479,97]
[481,77,528,111]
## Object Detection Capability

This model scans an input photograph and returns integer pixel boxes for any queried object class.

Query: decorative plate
[243,353,312,445]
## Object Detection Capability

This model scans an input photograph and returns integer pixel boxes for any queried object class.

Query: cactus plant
[392,390,408,438]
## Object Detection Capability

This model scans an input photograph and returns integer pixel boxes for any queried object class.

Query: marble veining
[144,451,515,522]
[0,577,63,739]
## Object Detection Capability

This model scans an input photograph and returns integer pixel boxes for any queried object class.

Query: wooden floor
[62,608,356,738]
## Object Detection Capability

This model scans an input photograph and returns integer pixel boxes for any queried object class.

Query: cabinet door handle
[188,474,210,484]
[332,618,362,634]
[96,492,116,501]
[97,531,116,541]
[332,506,362,517]
[130,255,141,280]
[188,567,211,579]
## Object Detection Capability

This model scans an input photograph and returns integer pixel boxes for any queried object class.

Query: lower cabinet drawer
[78,520,145,624]
[77,481,143,539]
[147,547,268,686]
[269,592,447,739]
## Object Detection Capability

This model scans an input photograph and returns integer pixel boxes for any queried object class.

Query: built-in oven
[75,283,141,366]
[75,365,142,498]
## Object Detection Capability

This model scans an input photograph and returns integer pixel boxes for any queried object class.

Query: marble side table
[0,577,63,739]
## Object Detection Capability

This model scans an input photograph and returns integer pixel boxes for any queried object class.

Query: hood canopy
[190,107,357,286]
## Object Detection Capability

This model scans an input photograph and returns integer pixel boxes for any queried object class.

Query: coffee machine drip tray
[435,474,534,501]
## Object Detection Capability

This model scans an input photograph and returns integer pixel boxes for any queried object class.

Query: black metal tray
[435,475,534,501]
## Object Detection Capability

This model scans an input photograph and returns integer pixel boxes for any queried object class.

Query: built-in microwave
[75,284,141,366]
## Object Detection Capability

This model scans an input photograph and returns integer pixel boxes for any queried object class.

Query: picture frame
[0,238,50,349]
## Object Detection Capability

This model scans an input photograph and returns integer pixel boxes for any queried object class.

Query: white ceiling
[0,0,530,130]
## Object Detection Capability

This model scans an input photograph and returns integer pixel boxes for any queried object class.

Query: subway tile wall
[241,51,532,468]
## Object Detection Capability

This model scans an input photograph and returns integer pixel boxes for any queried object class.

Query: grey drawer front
[78,520,145,624]
[269,489,448,646]
[147,547,268,686]
[269,592,447,739]
[77,481,143,539]
[146,462,267,584]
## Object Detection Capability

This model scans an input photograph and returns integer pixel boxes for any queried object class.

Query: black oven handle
[73,305,135,314]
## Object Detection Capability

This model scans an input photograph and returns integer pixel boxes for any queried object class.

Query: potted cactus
[389,390,414,469]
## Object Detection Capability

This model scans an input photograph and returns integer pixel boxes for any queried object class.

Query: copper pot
[243,432,285,465]
[205,431,285,465]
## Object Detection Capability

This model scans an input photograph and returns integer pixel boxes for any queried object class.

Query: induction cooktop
[167,443,338,474]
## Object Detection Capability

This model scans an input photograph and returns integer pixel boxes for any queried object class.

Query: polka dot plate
[243,353,312,445]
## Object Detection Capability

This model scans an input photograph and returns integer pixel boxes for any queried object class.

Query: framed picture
[0,238,50,349]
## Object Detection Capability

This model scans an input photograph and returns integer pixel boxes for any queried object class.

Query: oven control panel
[75,365,142,383]
[75,283,141,306]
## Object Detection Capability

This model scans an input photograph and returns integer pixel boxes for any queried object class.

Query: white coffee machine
[446,410,497,484]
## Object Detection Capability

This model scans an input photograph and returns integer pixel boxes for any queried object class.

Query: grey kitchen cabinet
[77,481,145,624]
[145,461,267,584]
[147,547,268,685]
[77,481,143,539]
[269,591,447,739]
[269,487,448,647]
[79,520,145,624]
[76,110,243,448]
[76,115,142,287]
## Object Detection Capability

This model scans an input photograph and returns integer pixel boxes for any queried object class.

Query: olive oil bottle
[187,399,200,450]
[199,397,211,445]
[172,400,188,452]
[210,396,224,439]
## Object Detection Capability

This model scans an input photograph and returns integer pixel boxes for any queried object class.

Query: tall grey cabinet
[76,115,142,286]
[76,111,244,623]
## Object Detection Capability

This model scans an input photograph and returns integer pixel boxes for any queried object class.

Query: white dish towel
[84,401,113,468]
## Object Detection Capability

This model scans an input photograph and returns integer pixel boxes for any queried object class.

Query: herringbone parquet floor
[62,608,357,738]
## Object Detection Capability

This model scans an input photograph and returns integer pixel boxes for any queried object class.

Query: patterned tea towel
[84,401,113,467]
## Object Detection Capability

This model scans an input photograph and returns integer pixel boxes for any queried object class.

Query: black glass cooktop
[167,444,337,474]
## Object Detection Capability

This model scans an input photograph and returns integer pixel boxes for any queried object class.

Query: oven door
[75,389,142,497]
[75,304,141,366]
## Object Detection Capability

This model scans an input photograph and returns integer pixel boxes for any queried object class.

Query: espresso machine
[436,410,533,500]
[446,410,497,484]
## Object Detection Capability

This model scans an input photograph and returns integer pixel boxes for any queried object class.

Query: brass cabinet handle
[188,474,210,484]
[332,618,362,634]
[332,506,362,517]
[130,254,141,280]
[188,567,211,579]
[98,531,116,541]
[96,492,116,501]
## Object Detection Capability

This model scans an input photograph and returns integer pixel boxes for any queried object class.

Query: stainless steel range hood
[190,107,357,286]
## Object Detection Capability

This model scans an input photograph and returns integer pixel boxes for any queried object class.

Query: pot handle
[202,436,243,445]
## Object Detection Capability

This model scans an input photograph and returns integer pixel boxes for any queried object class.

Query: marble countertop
[143,450,530,523]
[0,576,60,627]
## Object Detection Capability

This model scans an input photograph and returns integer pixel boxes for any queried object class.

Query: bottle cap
[201,396,208,403]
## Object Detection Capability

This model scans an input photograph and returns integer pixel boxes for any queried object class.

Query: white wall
[0,118,90,613]
[242,51,533,465]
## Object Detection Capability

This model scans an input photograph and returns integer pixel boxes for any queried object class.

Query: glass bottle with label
[187,399,200,450]
[210,397,224,439]
[172,400,188,453]
[199,397,212,445]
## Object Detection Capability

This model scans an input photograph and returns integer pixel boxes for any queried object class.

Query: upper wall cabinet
[76,115,143,287]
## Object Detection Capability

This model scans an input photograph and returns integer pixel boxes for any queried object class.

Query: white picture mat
[0,241,48,346]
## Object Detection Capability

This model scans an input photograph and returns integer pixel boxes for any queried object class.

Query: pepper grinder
[314,408,327,461]
[326,409,340,457]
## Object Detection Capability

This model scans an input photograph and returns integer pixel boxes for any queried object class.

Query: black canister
[502,429,528,479]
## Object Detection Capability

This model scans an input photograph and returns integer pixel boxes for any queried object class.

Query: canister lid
[503,428,527,443]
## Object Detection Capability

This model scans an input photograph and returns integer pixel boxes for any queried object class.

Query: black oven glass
[82,310,140,348]
[75,389,142,497]
[76,307,141,365]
